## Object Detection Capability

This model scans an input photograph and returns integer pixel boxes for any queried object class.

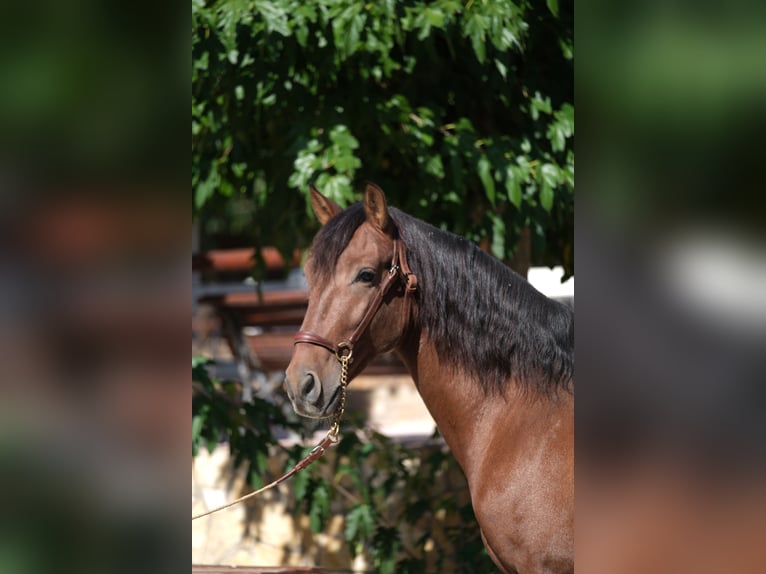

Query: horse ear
[364,182,392,234]
[309,185,342,225]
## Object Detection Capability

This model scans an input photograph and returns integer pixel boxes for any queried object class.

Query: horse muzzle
[284,367,340,419]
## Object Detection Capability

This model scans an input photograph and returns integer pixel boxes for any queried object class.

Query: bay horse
[284,183,574,574]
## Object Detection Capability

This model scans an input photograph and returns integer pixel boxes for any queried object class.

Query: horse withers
[284,183,574,574]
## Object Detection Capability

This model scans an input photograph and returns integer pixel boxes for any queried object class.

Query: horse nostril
[300,372,314,397]
[299,371,321,404]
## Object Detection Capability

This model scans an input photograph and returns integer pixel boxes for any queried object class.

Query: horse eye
[355,269,376,283]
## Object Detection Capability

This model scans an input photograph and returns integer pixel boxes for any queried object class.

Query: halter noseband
[293,229,417,362]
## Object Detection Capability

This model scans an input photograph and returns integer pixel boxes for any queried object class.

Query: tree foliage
[192,0,573,276]
[193,359,497,572]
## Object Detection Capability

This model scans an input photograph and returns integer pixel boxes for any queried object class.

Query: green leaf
[539,162,558,211]
[547,103,574,152]
[548,123,566,152]
[547,0,559,17]
[292,465,309,501]
[424,154,444,178]
[329,125,360,150]
[309,481,330,533]
[345,504,375,553]
[463,14,487,64]
[295,24,309,47]
[494,58,508,79]
[540,181,554,212]
[477,156,496,205]
[560,103,575,128]
[540,163,559,188]
[194,51,208,71]
[489,213,506,259]
[320,174,354,205]
[255,0,290,36]
[205,433,218,455]
[194,165,219,209]
[333,4,364,57]
[425,7,445,29]
[505,165,522,208]
[249,463,264,490]
[520,138,532,154]
[192,413,205,440]
[530,91,552,120]
[347,13,366,55]
[559,37,573,60]
[191,412,206,457]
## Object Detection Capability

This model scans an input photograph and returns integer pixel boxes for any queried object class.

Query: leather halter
[294,228,417,362]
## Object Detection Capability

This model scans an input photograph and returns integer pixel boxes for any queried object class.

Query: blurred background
[577,0,766,572]
[0,1,187,573]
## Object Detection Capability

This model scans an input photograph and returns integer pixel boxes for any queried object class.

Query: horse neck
[396,334,517,479]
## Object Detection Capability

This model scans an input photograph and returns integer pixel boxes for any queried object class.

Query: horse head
[284,183,417,419]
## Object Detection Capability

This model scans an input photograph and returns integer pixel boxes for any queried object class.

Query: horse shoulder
[472,392,574,574]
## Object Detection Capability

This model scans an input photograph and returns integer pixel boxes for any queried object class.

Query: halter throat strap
[293,232,417,361]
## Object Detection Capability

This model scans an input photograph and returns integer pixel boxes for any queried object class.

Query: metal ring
[335,341,353,361]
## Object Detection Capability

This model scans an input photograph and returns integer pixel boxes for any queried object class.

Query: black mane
[309,203,574,396]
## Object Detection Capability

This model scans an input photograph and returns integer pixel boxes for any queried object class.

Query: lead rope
[192,352,352,521]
